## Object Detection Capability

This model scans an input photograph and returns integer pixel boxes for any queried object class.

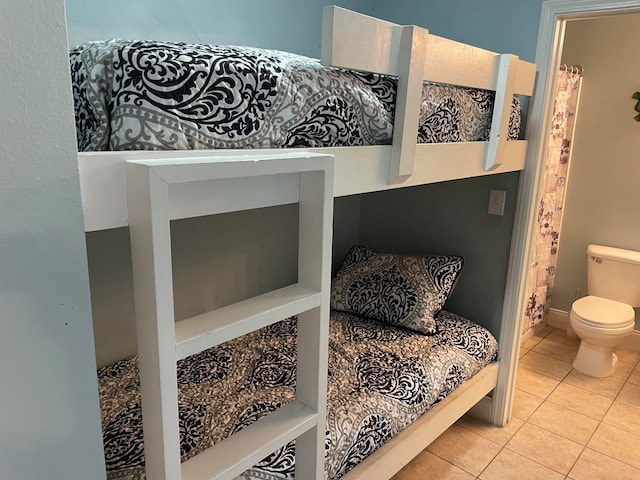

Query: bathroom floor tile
[563,369,625,399]
[516,366,561,398]
[521,333,545,350]
[532,337,579,363]
[519,350,573,380]
[479,448,564,480]
[391,450,474,480]
[546,329,580,345]
[568,448,640,480]
[611,360,635,381]
[614,347,640,365]
[528,401,599,445]
[602,400,640,436]
[456,413,524,446]
[505,423,583,475]
[626,363,640,386]
[616,382,640,408]
[511,388,544,420]
[427,424,501,476]
[588,423,640,469]
[546,382,612,420]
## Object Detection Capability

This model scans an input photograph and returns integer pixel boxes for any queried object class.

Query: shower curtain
[523,66,583,334]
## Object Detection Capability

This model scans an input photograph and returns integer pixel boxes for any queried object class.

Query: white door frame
[493,0,640,426]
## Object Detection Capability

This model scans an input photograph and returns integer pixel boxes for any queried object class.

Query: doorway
[547,13,640,339]
[496,0,640,426]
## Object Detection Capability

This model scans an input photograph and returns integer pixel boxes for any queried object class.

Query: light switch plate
[488,189,506,216]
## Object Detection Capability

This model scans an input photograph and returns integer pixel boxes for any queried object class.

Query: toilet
[569,244,640,378]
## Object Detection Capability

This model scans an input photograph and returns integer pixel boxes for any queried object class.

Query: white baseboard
[545,307,640,352]
[546,308,568,329]
[521,326,536,342]
[522,320,554,340]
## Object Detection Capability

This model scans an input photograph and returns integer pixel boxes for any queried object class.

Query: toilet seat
[571,295,635,328]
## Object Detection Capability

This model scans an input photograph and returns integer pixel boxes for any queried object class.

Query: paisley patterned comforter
[70,40,521,152]
[98,309,498,480]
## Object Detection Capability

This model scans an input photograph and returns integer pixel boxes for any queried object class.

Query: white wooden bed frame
[81,6,536,480]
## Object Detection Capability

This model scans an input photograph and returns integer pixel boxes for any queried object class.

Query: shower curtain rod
[560,64,584,75]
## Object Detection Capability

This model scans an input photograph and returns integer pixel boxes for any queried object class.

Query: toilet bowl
[567,244,640,377]
[569,295,635,377]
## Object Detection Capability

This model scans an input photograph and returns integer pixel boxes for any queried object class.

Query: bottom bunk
[98,309,498,480]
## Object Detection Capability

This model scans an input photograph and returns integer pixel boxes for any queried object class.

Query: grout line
[528,327,640,476]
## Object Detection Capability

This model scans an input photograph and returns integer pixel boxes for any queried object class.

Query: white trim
[520,324,537,343]
[495,0,640,426]
[546,308,570,329]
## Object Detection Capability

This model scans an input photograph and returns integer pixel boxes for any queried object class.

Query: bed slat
[322,6,535,95]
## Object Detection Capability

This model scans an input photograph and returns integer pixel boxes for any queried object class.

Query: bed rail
[77,6,536,232]
[321,5,536,182]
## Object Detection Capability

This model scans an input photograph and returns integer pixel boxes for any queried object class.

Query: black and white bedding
[98,309,498,480]
[70,40,521,152]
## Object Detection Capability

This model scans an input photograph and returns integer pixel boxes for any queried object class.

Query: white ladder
[125,152,334,480]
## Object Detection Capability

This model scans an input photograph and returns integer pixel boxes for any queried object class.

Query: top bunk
[75,6,536,231]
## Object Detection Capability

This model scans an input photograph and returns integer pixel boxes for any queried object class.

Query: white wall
[0,1,105,478]
[552,14,640,313]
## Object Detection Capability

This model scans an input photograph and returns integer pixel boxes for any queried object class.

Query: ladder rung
[181,400,317,480]
[175,284,322,360]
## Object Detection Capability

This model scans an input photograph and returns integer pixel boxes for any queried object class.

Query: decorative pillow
[330,246,464,335]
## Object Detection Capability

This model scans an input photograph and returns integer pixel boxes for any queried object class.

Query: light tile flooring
[392,326,640,480]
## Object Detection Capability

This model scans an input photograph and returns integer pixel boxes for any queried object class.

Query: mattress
[70,40,521,152]
[98,309,498,480]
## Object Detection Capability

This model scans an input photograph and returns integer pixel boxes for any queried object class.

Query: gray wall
[0,1,105,479]
[358,174,520,338]
[369,0,542,62]
[552,14,640,313]
[88,206,301,366]
[65,0,370,57]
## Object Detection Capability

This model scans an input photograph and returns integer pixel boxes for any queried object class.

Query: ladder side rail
[294,166,334,479]
[126,164,181,480]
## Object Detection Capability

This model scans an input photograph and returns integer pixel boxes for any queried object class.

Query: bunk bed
[72,5,537,480]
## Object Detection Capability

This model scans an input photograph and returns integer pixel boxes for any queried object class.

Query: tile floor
[392,326,640,480]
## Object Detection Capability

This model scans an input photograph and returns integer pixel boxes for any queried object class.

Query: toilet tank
[587,244,640,307]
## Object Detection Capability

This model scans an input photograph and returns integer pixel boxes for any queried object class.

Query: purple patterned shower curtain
[523,67,582,334]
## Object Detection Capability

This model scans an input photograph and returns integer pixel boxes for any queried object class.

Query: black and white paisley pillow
[330,246,463,334]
